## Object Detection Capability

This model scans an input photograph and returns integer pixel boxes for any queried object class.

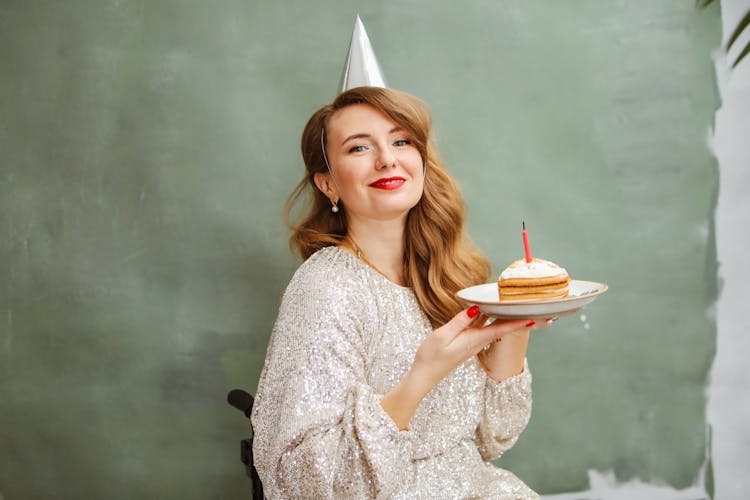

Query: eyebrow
[340,127,404,146]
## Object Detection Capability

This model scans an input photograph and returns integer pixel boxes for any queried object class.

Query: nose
[376,146,397,169]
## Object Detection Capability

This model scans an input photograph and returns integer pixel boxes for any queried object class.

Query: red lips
[368,176,406,190]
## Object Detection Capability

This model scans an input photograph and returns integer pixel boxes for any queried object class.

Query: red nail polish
[467,306,480,318]
[525,321,536,327]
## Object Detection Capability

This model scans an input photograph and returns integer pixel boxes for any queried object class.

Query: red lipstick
[368,176,405,190]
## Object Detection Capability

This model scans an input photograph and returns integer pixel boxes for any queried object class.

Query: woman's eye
[348,145,367,153]
[394,139,411,147]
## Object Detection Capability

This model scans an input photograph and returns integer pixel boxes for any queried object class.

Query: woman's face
[316,103,425,224]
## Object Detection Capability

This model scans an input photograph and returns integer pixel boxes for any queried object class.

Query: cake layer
[499,280,569,293]
[499,275,570,287]
[499,288,569,301]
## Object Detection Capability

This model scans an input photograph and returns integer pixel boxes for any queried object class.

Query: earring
[331,199,339,213]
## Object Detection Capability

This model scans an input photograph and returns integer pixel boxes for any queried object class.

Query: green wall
[0,1,720,497]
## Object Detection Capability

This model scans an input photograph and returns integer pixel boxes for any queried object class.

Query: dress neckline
[330,246,413,292]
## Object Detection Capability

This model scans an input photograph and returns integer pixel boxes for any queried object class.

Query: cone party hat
[338,15,387,92]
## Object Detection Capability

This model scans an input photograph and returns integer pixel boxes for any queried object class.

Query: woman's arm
[252,340,412,498]
[251,268,413,499]
[478,327,531,382]
[381,309,538,430]
[472,319,550,461]
[473,358,533,461]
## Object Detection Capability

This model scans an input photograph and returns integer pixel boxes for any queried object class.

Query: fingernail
[467,306,480,318]
[525,321,536,327]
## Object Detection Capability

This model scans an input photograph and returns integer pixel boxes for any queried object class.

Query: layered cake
[498,258,570,302]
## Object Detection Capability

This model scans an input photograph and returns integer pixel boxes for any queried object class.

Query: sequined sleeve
[251,257,413,499]
[474,360,533,462]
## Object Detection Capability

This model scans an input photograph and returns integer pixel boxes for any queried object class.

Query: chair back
[227,389,264,499]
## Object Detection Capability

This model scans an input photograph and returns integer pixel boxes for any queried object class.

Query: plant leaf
[731,41,750,68]
[726,9,750,51]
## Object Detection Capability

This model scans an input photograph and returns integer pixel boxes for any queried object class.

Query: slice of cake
[498,258,570,302]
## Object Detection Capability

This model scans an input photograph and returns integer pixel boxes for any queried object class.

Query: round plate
[456,280,608,320]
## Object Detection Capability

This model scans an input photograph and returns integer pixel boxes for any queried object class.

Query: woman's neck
[344,217,406,286]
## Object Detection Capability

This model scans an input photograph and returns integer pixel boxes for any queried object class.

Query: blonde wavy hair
[284,87,490,327]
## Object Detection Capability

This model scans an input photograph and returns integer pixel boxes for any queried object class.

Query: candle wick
[523,221,526,230]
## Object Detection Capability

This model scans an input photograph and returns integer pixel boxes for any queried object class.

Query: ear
[313,172,338,201]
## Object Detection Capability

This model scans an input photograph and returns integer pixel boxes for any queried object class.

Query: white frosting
[499,258,568,279]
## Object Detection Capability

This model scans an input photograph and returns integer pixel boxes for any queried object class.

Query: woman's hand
[381,306,537,430]
[411,306,535,389]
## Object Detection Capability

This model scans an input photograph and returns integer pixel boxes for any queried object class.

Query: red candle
[522,221,532,263]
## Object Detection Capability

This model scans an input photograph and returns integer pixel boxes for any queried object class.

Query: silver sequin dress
[252,246,538,499]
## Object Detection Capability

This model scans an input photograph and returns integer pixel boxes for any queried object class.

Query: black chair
[227,389,264,499]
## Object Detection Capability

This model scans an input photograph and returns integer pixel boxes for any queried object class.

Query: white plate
[456,280,608,320]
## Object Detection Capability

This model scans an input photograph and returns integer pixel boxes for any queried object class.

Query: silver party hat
[338,15,387,92]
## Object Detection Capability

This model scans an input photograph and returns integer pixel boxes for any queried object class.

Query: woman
[252,86,546,499]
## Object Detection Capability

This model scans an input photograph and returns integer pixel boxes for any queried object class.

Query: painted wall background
[1,1,741,498]
[551,3,750,499]
[708,0,750,499]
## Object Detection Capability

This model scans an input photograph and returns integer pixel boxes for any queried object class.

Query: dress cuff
[485,358,532,395]
[352,385,413,495]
